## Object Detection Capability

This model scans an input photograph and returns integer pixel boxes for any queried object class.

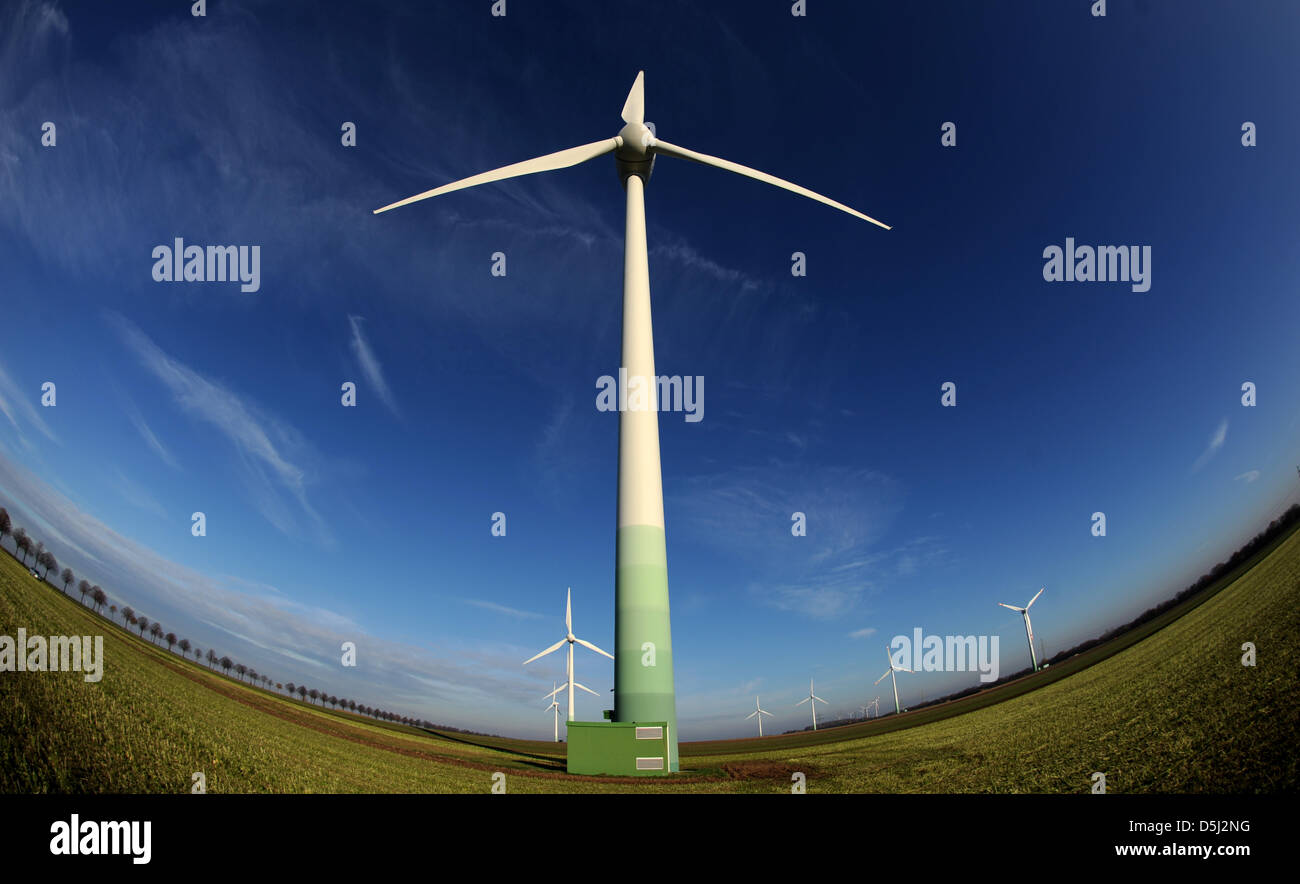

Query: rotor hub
[616,121,657,185]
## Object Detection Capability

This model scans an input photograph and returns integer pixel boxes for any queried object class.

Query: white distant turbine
[524,588,613,722]
[795,678,828,730]
[544,682,561,742]
[998,587,1045,672]
[375,71,888,772]
[875,645,913,715]
[744,695,773,737]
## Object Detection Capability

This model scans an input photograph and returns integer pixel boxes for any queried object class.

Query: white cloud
[849,627,877,639]
[106,312,331,545]
[347,315,400,418]
[109,468,167,520]
[1234,470,1260,484]
[1191,418,1228,472]
[123,398,180,469]
[464,599,545,620]
[0,356,58,444]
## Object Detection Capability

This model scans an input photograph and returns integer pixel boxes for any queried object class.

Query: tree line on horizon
[0,503,474,734]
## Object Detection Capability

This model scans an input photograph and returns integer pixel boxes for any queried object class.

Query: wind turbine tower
[998,587,1046,672]
[744,695,773,737]
[376,72,889,773]
[875,645,913,715]
[524,588,613,722]
[795,678,828,730]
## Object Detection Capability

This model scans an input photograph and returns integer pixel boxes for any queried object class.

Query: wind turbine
[376,72,889,772]
[795,678,828,730]
[744,695,773,737]
[544,682,562,742]
[998,587,1045,672]
[875,645,912,715]
[524,588,613,722]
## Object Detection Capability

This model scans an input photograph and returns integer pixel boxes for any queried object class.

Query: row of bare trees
[2,504,435,731]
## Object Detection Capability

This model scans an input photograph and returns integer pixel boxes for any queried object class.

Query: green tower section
[613,524,679,772]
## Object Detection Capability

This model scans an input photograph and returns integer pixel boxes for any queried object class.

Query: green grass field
[2,526,1297,793]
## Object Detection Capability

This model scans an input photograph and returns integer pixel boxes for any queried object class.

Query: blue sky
[0,0,1297,740]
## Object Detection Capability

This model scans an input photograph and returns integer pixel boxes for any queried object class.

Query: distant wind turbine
[744,695,773,737]
[544,682,561,742]
[875,645,913,715]
[524,588,613,722]
[795,678,828,730]
[998,587,1045,672]
[376,71,889,771]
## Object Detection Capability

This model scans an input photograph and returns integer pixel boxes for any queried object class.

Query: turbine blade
[566,587,572,633]
[523,639,566,666]
[896,667,913,673]
[652,138,890,230]
[745,710,758,720]
[795,697,810,706]
[874,671,890,685]
[813,695,827,704]
[543,684,566,700]
[374,138,621,214]
[574,637,614,660]
[572,682,600,696]
[998,603,1024,612]
[1027,587,1045,609]
[621,70,645,125]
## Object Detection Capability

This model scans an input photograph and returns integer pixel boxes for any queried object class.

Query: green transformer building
[566,721,672,776]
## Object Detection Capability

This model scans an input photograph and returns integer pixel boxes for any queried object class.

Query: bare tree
[61,567,73,594]
[78,579,91,606]
[220,656,233,677]
[297,685,308,702]
[150,622,163,644]
[286,681,296,696]
[309,688,320,705]
[179,638,191,657]
[122,606,134,626]
[14,528,30,564]
[91,586,106,613]
[235,663,247,682]
[207,649,218,669]
[165,632,177,652]
[136,616,149,637]
[41,550,57,580]
[0,507,10,550]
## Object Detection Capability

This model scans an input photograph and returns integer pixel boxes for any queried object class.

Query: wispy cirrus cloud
[674,463,913,619]
[1234,470,1261,484]
[0,356,58,444]
[109,468,167,520]
[848,627,877,639]
[105,312,331,545]
[1191,418,1228,473]
[122,396,180,470]
[347,315,400,418]
[464,599,545,620]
